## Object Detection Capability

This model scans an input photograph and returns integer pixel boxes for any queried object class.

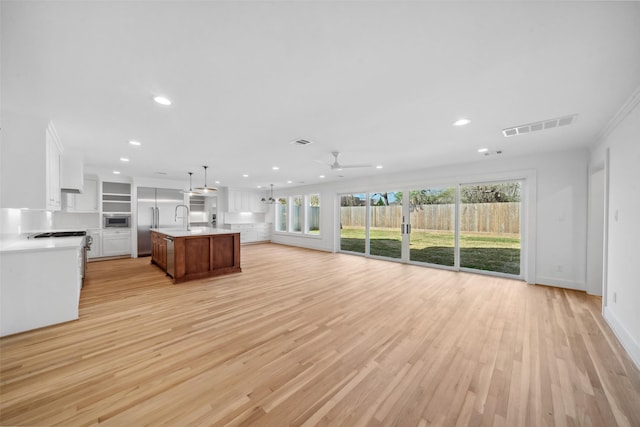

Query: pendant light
[261,184,276,204]
[195,165,217,193]
[182,172,201,196]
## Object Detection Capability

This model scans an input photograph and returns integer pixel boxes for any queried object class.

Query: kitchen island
[150,227,241,284]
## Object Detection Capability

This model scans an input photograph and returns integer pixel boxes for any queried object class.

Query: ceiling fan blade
[338,164,373,169]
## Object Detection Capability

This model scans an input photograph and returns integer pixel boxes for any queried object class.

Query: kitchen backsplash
[0,208,52,235]
[53,212,100,230]
[224,212,266,224]
[0,208,100,236]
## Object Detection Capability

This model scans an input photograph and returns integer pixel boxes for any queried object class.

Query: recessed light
[129,140,141,146]
[153,96,172,106]
[319,175,325,179]
[214,181,221,184]
[376,165,383,169]
[272,166,280,170]
[120,157,130,162]
[257,185,262,189]
[477,148,489,153]
[287,180,293,184]
[242,174,249,178]
[113,170,121,175]
[453,118,471,126]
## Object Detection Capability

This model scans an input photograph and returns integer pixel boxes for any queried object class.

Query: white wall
[592,98,640,368]
[272,148,589,289]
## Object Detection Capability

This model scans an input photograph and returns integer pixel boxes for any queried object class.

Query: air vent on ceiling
[502,114,578,137]
[292,139,313,146]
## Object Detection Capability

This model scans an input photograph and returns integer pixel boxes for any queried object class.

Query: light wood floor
[1,244,639,426]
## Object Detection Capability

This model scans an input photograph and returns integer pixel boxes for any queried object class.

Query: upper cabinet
[60,150,84,193]
[45,124,63,211]
[227,189,265,213]
[0,111,64,210]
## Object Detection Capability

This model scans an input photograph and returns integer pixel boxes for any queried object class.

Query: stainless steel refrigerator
[137,187,185,256]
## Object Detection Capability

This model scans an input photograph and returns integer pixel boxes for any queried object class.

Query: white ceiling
[2,1,640,190]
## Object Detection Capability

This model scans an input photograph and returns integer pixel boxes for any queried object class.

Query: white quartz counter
[0,235,85,253]
[153,227,239,238]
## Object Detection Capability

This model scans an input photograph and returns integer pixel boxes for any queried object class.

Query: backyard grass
[340,227,520,275]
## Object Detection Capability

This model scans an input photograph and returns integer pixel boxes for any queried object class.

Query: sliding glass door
[459,182,521,275]
[338,180,523,279]
[408,187,456,267]
[369,191,403,260]
[339,193,367,254]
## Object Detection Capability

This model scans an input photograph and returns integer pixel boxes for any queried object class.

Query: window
[306,194,320,235]
[276,197,287,232]
[291,195,303,232]
[275,193,321,236]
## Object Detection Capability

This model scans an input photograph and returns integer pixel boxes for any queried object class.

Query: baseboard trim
[603,307,640,371]
[536,276,585,291]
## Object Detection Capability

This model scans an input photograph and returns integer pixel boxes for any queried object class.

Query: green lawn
[340,228,520,275]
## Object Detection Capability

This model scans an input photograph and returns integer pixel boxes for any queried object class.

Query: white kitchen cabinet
[0,113,63,210]
[60,150,84,192]
[1,246,81,337]
[87,229,102,259]
[255,223,272,241]
[44,124,62,211]
[46,124,63,211]
[102,229,131,257]
[227,189,264,213]
[228,223,270,243]
[65,178,99,213]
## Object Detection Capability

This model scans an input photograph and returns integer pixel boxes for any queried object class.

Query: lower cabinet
[228,223,271,244]
[255,223,272,241]
[102,229,131,257]
[150,231,241,283]
[151,232,167,270]
[1,246,81,337]
[87,230,102,259]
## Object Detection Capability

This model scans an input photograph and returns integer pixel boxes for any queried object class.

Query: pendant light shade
[261,184,276,204]
[182,172,201,195]
[195,165,217,193]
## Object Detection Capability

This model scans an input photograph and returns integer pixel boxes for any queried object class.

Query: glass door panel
[408,187,456,266]
[369,191,403,260]
[459,181,522,275]
[339,193,367,254]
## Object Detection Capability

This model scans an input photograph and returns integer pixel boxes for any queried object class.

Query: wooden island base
[151,230,241,283]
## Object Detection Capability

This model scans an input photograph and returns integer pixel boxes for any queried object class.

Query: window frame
[274,193,321,238]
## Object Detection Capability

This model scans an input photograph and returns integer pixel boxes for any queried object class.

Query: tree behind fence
[340,203,520,234]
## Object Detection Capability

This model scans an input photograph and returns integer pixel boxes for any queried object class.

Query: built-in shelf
[102,182,131,213]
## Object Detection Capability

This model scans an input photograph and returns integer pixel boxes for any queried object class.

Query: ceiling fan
[320,151,372,171]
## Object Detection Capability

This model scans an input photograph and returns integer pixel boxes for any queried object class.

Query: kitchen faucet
[174,204,190,231]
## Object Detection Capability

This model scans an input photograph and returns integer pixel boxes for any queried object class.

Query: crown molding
[594,84,640,146]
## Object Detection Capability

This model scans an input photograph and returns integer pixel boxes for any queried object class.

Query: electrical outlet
[613,292,617,303]
[556,265,564,272]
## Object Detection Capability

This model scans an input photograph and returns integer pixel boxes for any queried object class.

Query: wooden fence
[340,202,520,234]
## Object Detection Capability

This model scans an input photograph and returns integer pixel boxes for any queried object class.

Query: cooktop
[31,231,87,238]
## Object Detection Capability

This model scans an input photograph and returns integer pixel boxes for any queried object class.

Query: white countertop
[0,235,85,254]
[153,227,239,238]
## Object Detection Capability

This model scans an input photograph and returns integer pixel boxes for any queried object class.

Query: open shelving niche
[102,182,131,213]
